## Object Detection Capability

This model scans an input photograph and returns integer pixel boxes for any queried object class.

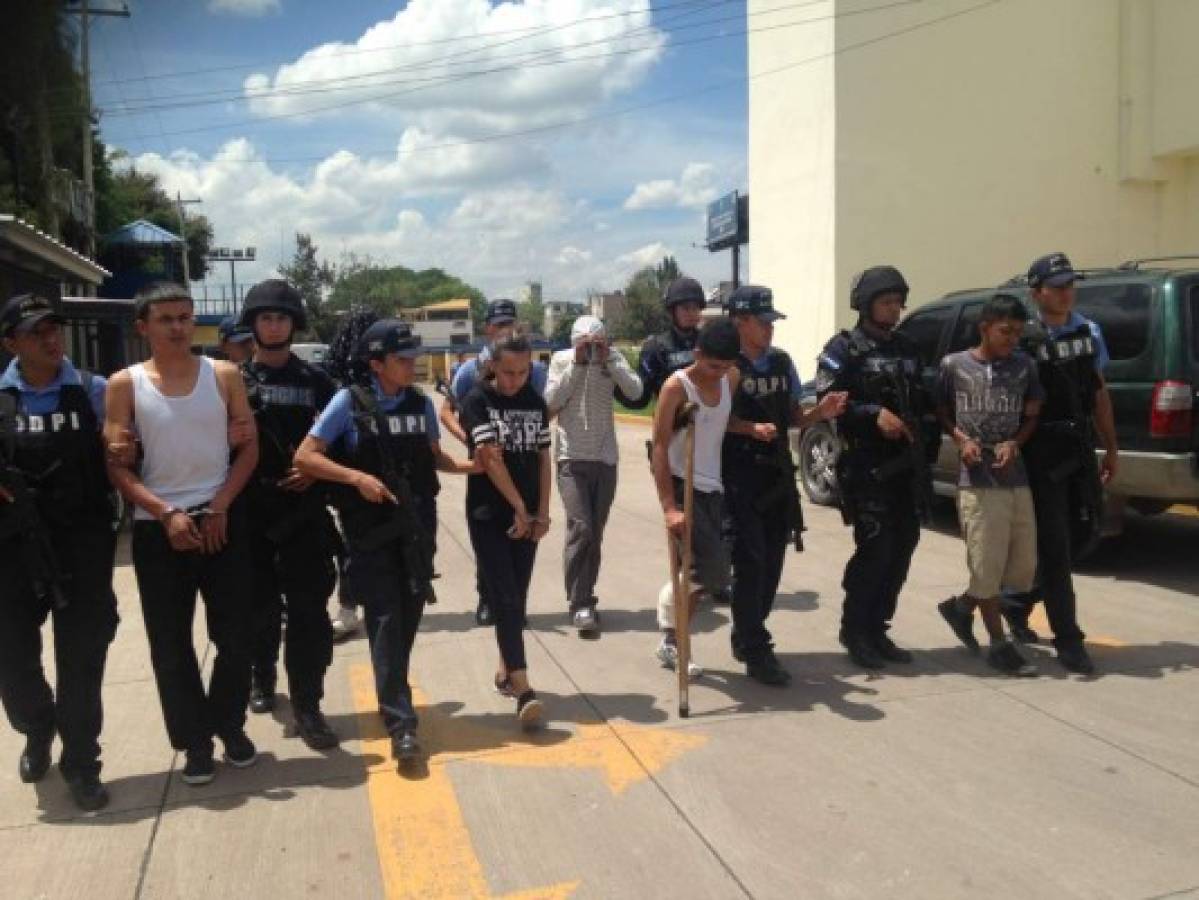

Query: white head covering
[570,315,606,345]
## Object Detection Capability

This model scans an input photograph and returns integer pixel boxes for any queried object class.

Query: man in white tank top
[104,282,260,787]
[650,318,778,677]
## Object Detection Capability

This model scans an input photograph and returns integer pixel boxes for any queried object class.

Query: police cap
[485,299,518,325]
[1,294,66,338]
[1027,252,1081,289]
[726,284,785,322]
[218,316,254,343]
[356,319,423,360]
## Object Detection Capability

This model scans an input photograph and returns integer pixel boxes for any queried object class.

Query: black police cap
[662,277,705,308]
[485,299,518,324]
[849,266,909,311]
[1027,252,1081,289]
[0,293,65,337]
[726,284,785,322]
[218,316,253,343]
[356,318,423,360]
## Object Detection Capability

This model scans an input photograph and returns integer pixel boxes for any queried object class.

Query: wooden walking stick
[671,401,698,718]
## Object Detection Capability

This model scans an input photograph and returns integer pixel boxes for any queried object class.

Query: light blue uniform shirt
[309,377,439,452]
[746,351,804,402]
[0,357,106,423]
[1044,311,1110,373]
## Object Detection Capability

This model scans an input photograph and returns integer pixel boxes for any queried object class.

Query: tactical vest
[839,329,926,463]
[332,386,439,544]
[1,379,110,530]
[652,327,697,378]
[725,349,794,462]
[243,357,329,482]
[1023,320,1097,426]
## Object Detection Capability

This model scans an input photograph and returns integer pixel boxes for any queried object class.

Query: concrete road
[3,414,1198,900]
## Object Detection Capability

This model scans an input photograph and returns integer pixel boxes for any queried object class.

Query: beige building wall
[749,0,1199,373]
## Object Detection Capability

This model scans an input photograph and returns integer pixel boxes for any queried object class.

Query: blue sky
[89,0,751,301]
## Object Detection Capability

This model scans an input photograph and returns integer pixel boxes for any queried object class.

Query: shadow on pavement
[1075,510,1199,594]
[417,605,732,637]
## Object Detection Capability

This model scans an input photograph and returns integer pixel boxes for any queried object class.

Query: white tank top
[131,356,229,520]
[669,371,731,493]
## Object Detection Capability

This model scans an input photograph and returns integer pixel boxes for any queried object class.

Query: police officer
[238,280,340,748]
[296,317,474,767]
[1003,253,1118,675]
[817,267,937,669]
[725,287,846,684]
[218,315,255,365]
[0,294,119,811]
[617,276,705,411]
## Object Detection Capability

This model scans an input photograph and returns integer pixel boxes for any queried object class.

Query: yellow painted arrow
[350,664,706,899]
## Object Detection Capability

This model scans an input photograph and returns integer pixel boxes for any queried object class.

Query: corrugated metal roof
[422,298,472,311]
[104,218,183,246]
[0,214,110,281]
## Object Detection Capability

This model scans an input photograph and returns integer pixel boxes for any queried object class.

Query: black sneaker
[1055,640,1096,675]
[839,632,886,670]
[295,709,339,750]
[391,730,420,764]
[220,731,258,768]
[181,749,216,786]
[249,673,276,715]
[712,587,733,606]
[872,634,914,663]
[1002,605,1040,644]
[746,653,791,686]
[516,690,544,729]
[987,641,1037,677]
[475,603,494,627]
[64,771,110,812]
[18,730,54,784]
[938,597,980,653]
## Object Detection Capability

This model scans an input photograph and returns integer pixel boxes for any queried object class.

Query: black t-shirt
[460,381,551,522]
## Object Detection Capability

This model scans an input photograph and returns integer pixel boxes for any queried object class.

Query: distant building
[518,281,543,306]
[397,298,474,348]
[543,299,586,338]
[589,290,626,326]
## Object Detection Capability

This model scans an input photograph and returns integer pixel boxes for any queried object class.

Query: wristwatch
[158,506,183,526]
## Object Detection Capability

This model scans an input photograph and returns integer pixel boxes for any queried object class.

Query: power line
[117,0,1002,164]
[98,0,925,137]
[84,0,734,116]
[86,0,725,88]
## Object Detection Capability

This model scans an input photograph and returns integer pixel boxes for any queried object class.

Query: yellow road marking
[350,664,706,898]
[1167,504,1199,518]
[1027,606,1126,649]
[614,413,652,427]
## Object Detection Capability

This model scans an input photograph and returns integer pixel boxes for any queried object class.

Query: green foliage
[277,233,336,340]
[551,313,580,344]
[613,266,668,342]
[656,255,681,287]
[517,296,545,336]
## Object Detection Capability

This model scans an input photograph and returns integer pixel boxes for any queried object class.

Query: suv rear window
[946,302,983,354]
[1074,283,1152,362]
[1189,286,1199,360]
[899,305,955,368]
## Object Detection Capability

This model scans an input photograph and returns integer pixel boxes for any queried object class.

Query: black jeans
[132,511,253,753]
[841,480,920,638]
[726,476,788,663]
[247,507,337,711]
[0,524,118,778]
[1006,473,1085,645]
[346,496,436,735]
[469,514,538,673]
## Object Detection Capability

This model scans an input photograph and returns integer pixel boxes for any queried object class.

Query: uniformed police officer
[237,280,340,748]
[817,267,938,669]
[0,294,119,811]
[725,286,846,684]
[617,276,705,411]
[218,315,255,365]
[1003,253,1118,675]
[296,317,475,767]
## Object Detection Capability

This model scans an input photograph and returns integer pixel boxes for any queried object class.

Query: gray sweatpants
[557,460,618,612]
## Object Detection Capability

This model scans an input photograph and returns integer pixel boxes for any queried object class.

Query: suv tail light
[1149,380,1193,438]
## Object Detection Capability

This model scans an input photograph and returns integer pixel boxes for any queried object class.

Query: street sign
[707,191,738,250]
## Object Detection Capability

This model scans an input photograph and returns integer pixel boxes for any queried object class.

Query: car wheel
[799,424,840,506]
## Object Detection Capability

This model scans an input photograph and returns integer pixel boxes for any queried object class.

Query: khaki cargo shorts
[957,485,1037,599]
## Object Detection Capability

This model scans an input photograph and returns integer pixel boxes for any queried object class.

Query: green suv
[797,258,1199,534]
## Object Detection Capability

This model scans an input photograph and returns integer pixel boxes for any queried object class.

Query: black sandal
[516,690,543,728]
[494,674,515,698]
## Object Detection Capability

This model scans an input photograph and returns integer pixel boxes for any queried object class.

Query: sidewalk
[2,418,1197,899]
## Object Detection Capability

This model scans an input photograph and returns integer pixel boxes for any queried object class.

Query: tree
[277,232,336,340]
[517,296,545,337]
[612,265,669,342]
[655,255,681,287]
[325,257,487,330]
[551,313,580,344]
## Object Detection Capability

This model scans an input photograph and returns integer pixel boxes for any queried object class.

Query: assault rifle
[752,435,806,552]
[0,394,69,611]
[866,367,935,522]
[349,386,437,604]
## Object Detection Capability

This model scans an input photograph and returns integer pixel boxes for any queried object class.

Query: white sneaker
[655,638,703,679]
[331,606,359,642]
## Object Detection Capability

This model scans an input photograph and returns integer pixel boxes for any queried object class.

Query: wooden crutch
[668,401,698,718]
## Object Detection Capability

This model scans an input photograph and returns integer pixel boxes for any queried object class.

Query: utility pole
[175,192,202,283]
[67,1,130,258]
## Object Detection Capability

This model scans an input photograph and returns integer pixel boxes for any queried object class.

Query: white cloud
[556,246,592,266]
[623,162,719,211]
[242,0,665,132]
[209,0,280,16]
[617,241,671,272]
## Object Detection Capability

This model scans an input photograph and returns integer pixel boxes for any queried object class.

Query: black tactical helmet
[239,279,307,331]
[849,265,909,312]
[662,276,705,308]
